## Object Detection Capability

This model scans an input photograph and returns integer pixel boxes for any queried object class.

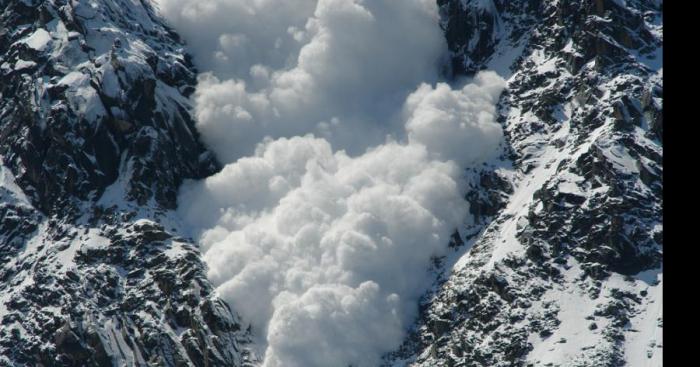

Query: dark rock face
[438,0,540,76]
[388,0,662,366]
[0,0,249,365]
[501,0,662,278]
[0,0,217,215]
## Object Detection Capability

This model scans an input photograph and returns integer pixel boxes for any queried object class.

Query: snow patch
[21,28,52,51]
[14,59,36,71]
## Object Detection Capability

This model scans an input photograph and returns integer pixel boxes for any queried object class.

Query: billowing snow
[159,0,507,365]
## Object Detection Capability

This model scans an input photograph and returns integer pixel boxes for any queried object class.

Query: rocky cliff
[389,0,662,365]
[0,0,251,365]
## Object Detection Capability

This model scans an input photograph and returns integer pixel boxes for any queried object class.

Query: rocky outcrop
[388,0,662,366]
[0,0,249,365]
[0,0,217,215]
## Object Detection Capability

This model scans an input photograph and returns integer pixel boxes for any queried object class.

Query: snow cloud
[405,73,506,167]
[157,0,505,365]
[158,0,448,160]
[179,136,468,366]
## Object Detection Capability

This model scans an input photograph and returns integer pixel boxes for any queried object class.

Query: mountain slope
[388,0,662,365]
[0,0,251,365]
[0,0,663,366]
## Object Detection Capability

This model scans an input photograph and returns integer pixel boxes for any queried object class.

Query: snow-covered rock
[0,0,662,366]
[387,0,662,366]
[0,0,252,365]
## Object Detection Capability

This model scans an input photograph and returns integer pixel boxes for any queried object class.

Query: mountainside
[0,0,662,366]
[389,0,662,366]
[0,0,251,365]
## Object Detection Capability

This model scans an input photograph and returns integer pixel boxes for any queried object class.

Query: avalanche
[157,0,506,365]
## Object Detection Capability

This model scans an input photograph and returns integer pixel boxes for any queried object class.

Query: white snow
[474,113,573,269]
[525,262,663,366]
[57,71,88,87]
[526,261,605,365]
[14,59,36,70]
[0,160,32,205]
[57,71,107,121]
[624,270,663,367]
[537,58,559,74]
[159,0,508,365]
[21,28,52,51]
[77,229,110,252]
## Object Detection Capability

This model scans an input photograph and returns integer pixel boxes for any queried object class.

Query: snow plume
[158,0,448,160]
[157,0,505,365]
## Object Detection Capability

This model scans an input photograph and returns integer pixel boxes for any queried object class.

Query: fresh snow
[624,270,663,367]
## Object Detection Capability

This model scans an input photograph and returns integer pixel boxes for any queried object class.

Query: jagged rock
[386,1,662,366]
[0,0,251,365]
